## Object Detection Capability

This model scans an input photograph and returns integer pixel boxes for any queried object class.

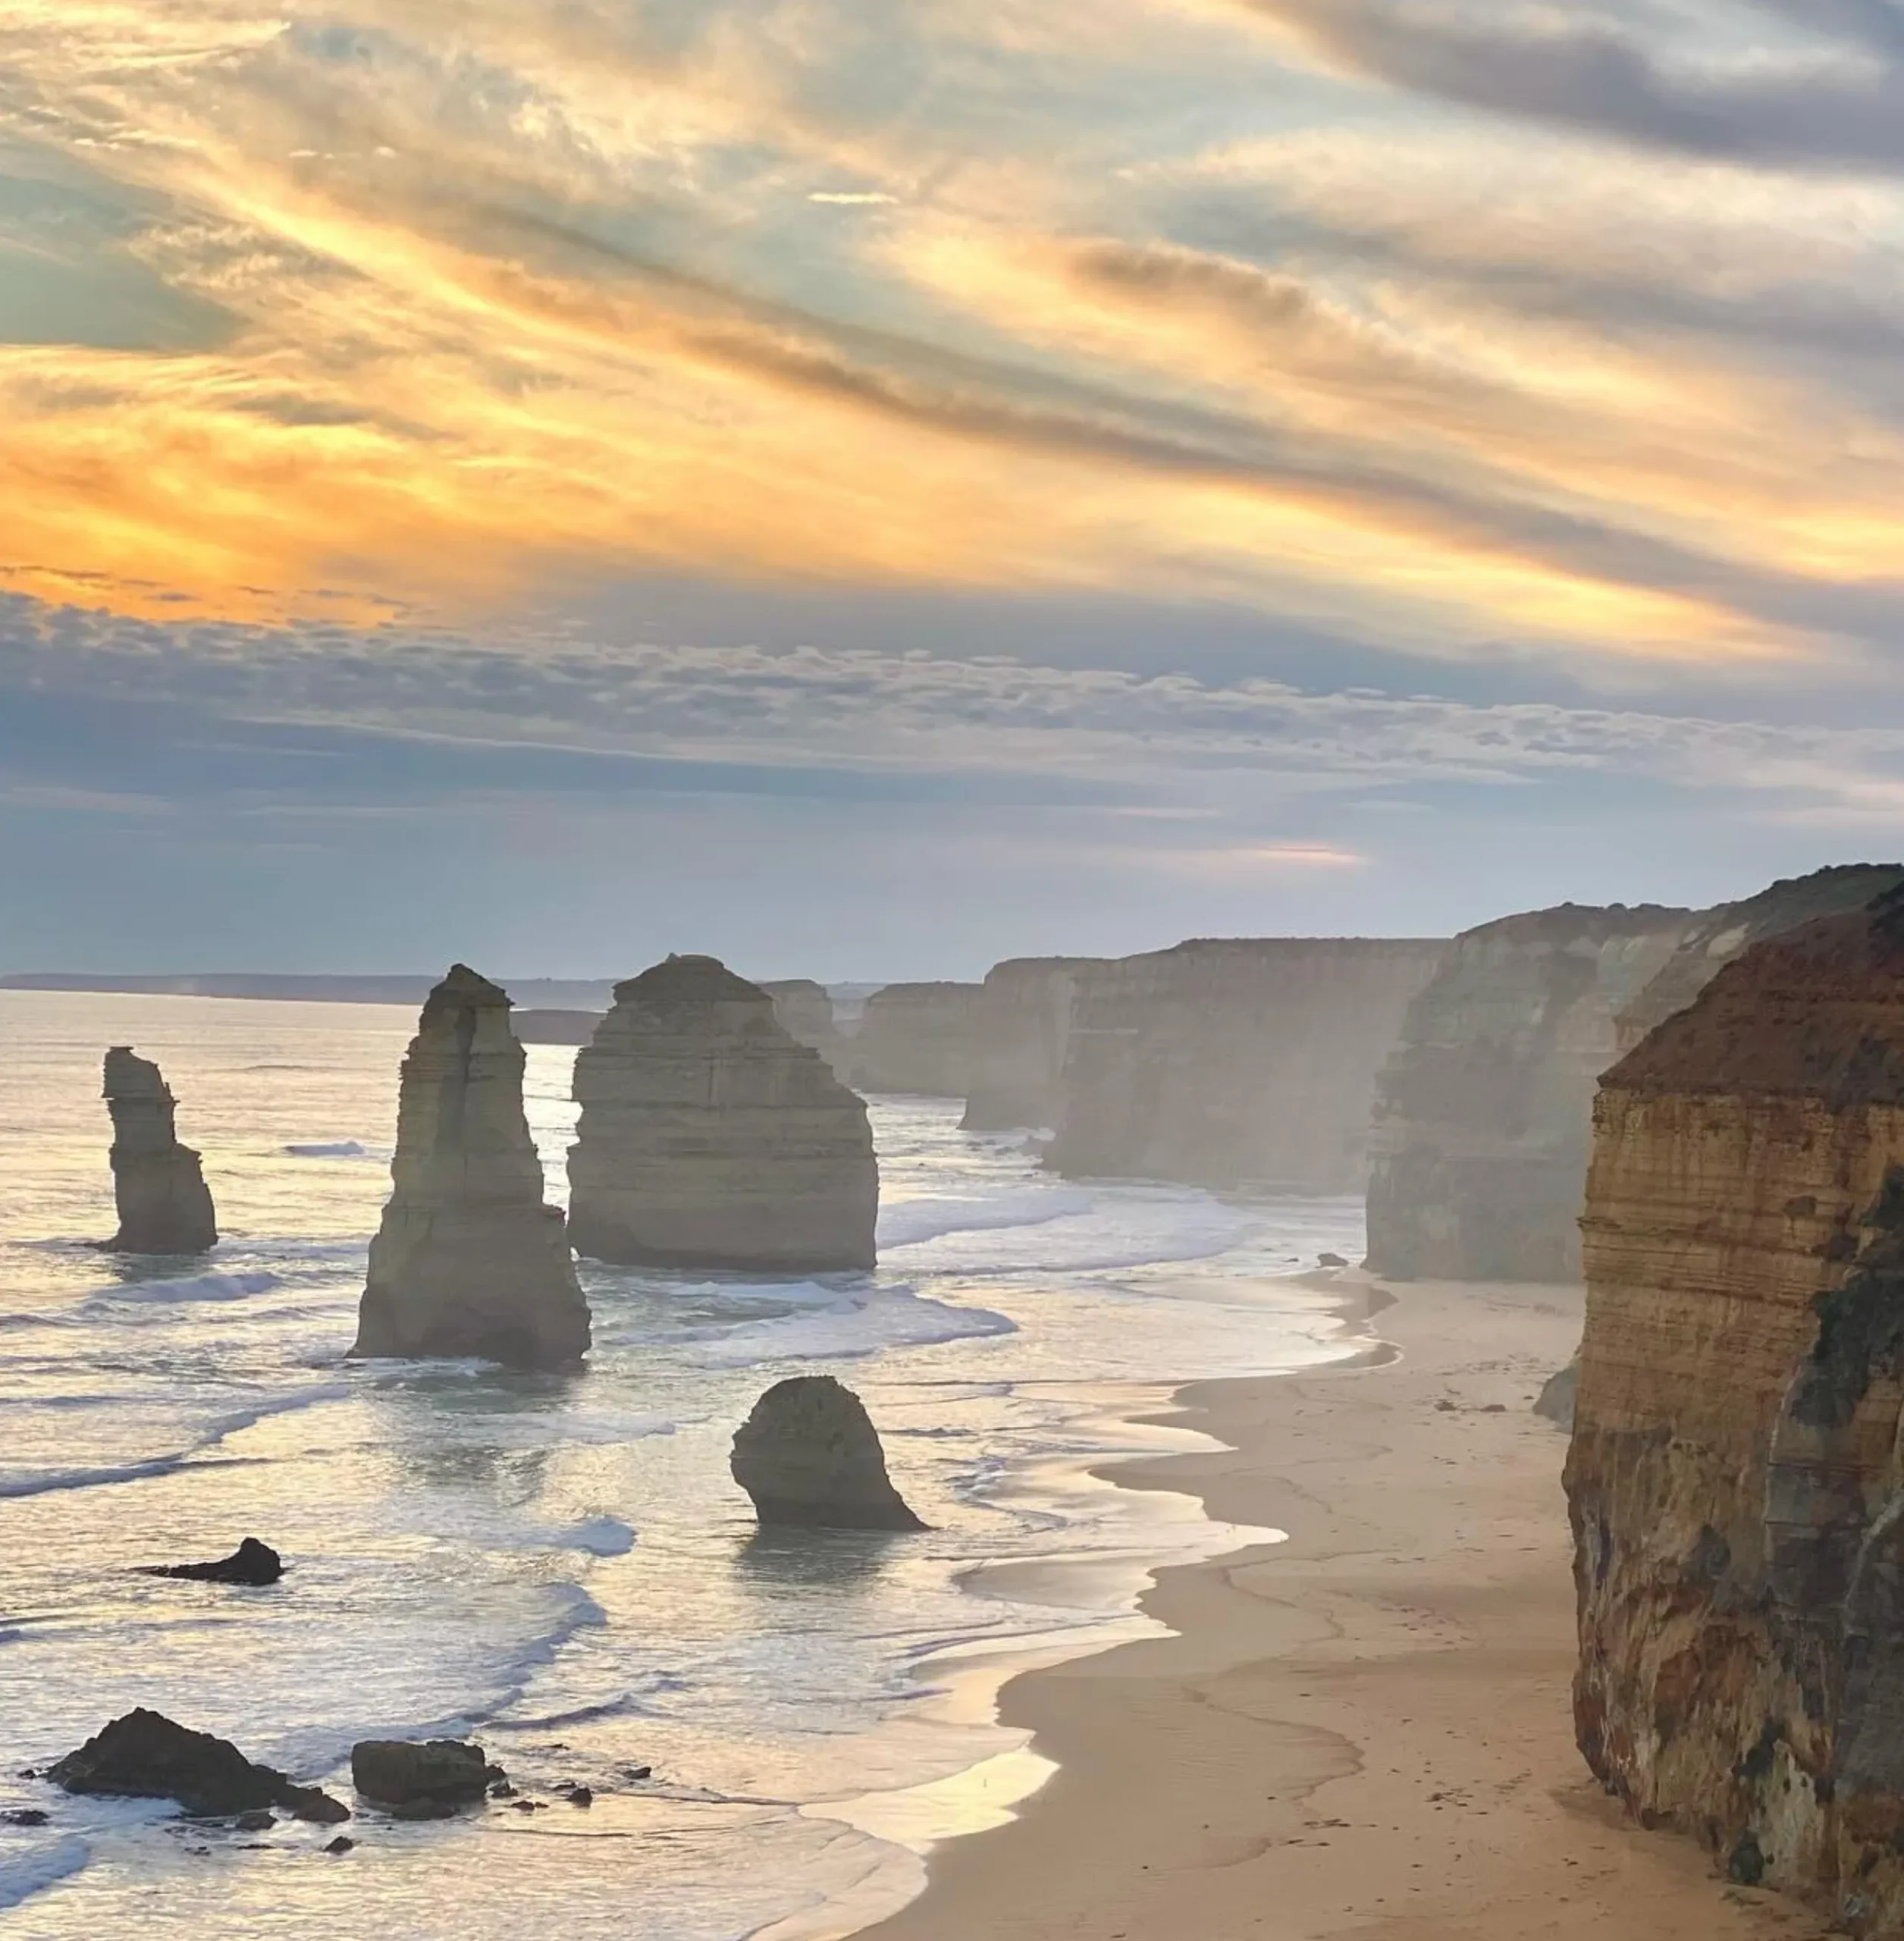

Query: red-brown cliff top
[1605,887,1904,1106]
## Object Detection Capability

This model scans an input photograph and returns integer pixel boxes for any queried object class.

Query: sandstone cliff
[568,956,877,1272]
[1567,887,1904,1929]
[1364,905,1693,1283]
[102,1047,218,1253]
[844,982,980,1097]
[960,957,1103,1131]
[1045,939,1444,1191]
[353,965,589,1369]
[1616,863,1904,1052]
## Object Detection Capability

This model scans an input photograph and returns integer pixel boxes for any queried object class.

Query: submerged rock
[731,1375,924,1532]
[50,1710,347,1823]
[568,956,877,1272]
[1567,883,1904,1927]
[350,1739,492,1809]
[102,1048,218,1254]
[140,1536,282,1585]
[353,965,589,1369]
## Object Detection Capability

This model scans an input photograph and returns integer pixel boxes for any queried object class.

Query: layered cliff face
[102,1048,218,1253]
[1566,889,1904,1930]
[845,982,980,1098]
[759,980,847,1075]
[568,955,877,1272]
[960,957,1103,1132]
[1615,863,1904,1052]
[1045,939,1444,1191]
[1364,905,1694,1284]
[353,965,589,1369]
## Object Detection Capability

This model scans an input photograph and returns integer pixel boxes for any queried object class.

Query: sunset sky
[4,0,1902,976]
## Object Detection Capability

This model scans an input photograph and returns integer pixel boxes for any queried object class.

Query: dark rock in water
[731,1375,924,1532]
[143,1537,283,1585]
[102,1048,218,1254]
[350,1739,491,1809]
[49,1710,347,1823]
[323,1835,355,1855]
[233,1809,274,1832]
[1318,1252,1349,1269]
[1534,1359,1577,1430]
[353,966,590,1369]
[566,1786,594,1808]
[1,1809,49,1827]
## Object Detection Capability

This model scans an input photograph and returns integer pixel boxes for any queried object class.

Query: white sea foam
[877,1185,1093,1250]
[83,1269,282,1309]
[684,1285,1015,1368]
[0,1834,91,1911]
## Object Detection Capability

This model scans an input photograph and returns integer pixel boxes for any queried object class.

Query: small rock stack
[102,1047,218,1253]
[732,1376,923,1531]
[568,956,878,1273]
[353,965,589,1369]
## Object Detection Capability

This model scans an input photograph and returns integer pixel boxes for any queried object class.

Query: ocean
[0,991,1363,1939]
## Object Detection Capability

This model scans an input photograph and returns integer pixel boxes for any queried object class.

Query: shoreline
[842,1275,1831,1941]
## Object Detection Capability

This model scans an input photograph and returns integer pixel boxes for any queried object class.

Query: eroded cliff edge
[1566,885,1904,1930]
[960,957,1103,1132]
[1046,939,1444,1192]
[845,982,980,1098]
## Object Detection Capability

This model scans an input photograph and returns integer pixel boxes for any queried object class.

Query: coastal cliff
[1616,863,1904,1052]
[1566,886,1904,1929]
[960,958,1103,1131]
[1365,905,1693,1283]
[1045,939,1444,1191]
[101,1048,218,1253]
[353,965,589,1368]
[568,955,877,1272]
[845,982,980,1098]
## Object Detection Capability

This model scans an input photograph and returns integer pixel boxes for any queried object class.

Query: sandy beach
[855,1276,1830,1941]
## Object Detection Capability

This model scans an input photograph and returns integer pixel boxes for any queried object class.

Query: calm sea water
[0,991,1363,1939]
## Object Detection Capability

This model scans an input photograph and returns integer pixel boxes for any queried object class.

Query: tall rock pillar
[102,1048,218,1253]
[353,965,589,1369]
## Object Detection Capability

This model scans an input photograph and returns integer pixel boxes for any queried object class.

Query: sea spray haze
[0,990,1363,1939]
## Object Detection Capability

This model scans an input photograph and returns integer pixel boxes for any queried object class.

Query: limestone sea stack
[760,979,848,1077]
[1566,885,1904,1925]
[845,981,981,1097]
[353,965,588,1369]
[102,1047,218,1253]
[1045,939,1444,1190]
[731,1375,924,1530]
[568,956,877,1272]
[1363,905,1693,1283]
[960,957,1104,1131]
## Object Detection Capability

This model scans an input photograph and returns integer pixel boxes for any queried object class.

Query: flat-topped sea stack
[1363,904,1694,1283]
[845,981,981,1097]
[353,965,588,1369]
[760,979,848,1076]
[960,957,1104,1131]
[1615,862,1904,1053]
[1566,886,1904,1927]
[1044,939,1444,1190]
[102,1047,218,1253]
[568,956,877,1272]
[732,1376,924,1531]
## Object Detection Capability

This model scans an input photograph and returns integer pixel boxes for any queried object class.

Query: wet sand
[853,1276,1828,1941]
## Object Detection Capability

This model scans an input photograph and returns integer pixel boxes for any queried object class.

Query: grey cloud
[1241,0,1904,175]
